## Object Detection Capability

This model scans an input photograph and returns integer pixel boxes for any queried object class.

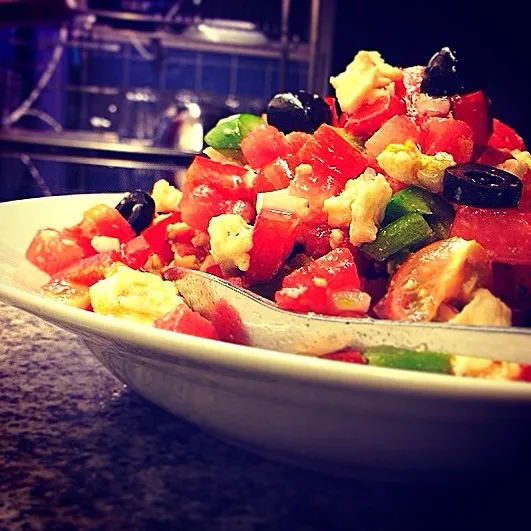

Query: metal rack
[0,0,335,201]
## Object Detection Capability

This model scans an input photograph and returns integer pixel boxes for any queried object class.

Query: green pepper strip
[384,186,455,224]
[365,345,452,374]
[204,113,263,150]
[360,212,433,262]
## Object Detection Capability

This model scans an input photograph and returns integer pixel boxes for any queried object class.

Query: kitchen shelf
[0,129,195,170]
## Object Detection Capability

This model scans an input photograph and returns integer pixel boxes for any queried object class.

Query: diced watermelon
[154,304,219,340]
[179,184,255,232]
[488,119,526,151]
[343,90,406,138]
[421,117,474,163]
[285,131,312,152]
[240,125,290,170]
[320,349,366,364]
[41,279,92,309]
[254,157,293,193]
[210,299,250,345]
[245,207,300,284]
[275,247,366,316]
[183,156,253,202]
[297,220,332,258]
[365,115,421,157]
[451,90,493,156]
[25,228,91,276]
[297,124,368,181]
[51,250,122,285]
[180,156,256,231]
[75,204,136,244]
[290,124,368,206]
[475,146,512,166]
[451,206,531,265]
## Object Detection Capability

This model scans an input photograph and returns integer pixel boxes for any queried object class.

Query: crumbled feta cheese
[329,228,347,249]
[497,150,531,179]
[89,264,183,325]
[323,169,392,246]
[510,149,531,170]
[497,158,528,179]
[151,179,182,213]
[90,236,121,253]
[451,355,522,381]
[329,51,403,114]
[377,140,455,192]
[450,288,512,327]
[207,214,253,273]
[313,277,328,288]
[448,290,517,380]
[256,188,310,218]
[167,221,192,241]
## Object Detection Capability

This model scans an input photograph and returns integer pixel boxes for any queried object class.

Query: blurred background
[0,0,529,202]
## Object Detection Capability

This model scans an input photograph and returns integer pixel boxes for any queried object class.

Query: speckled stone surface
[0,301,528,531]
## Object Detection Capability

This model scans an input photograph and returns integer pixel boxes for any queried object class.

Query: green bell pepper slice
[365,345,452,374]
[360,212,434,262]
[384,186,455,224]
[204,113,264,150]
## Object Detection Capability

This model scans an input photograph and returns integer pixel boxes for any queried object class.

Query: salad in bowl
[21,47,531,383]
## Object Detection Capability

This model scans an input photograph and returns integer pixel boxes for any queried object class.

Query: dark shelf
[0,129,196,170]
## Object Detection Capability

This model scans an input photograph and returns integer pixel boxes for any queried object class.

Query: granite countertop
[0,301,527,531]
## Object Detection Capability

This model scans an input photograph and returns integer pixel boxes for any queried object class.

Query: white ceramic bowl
[2,193,531,483]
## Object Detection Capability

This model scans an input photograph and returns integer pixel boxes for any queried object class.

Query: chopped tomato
[297,220,332,258]
[210,299,250,345]
[275,247,367,316]
[25,228,89,276]
[41,279,91,309]
[245,207,300,284]
[180,157,256,231]
[51,250,122,286]
[320,349,366,364]
[488,118,526,151]
[421,117,474,163]
[154,304,219,340]
[451,90,493,156]
[376,237,492,322]
[201,261,244,287]
[142,211,182,264]
[365,115,421,157]
[451,207,531,265]
[183,156,253,202]
[76,204,136,244]
[297,124,368,181]
[323,96,340,126]
[180,184,255,232]
[254,158,293,193]
[518,365,531,382]
[475,146,512,166]
[240,125,290,170]
[121,235,153,269]
[343,90,406,138]
[291,124,368,206]
[285,131,312,152]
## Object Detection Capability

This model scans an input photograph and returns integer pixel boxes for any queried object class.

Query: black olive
[443,163,522,208]
[266,90,332,134]
[115,190,156,234]
[420,47,484,97]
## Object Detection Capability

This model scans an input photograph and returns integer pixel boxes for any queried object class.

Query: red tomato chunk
[275,247,369,316]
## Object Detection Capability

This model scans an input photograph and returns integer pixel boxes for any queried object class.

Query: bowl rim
[1,193,531,402]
